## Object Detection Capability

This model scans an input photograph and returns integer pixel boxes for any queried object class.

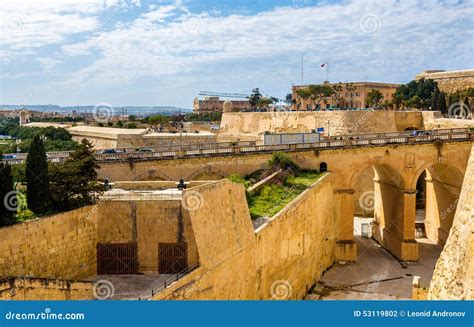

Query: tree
[431,88,440,111]
[365,89,384,108]
[148,115,169,131]
[331,83,344,108]
[49,139,104,211]
[404,95,423,109]
[393,78,439,110]
[256,97,273,110]
[26,135,50,215]
[295,88,311,110]
[345,83,357,108]
[0,157,16,226]
[248,88,262,109]
[285,93,294,107]
[296,84,334,110]
[463,97,471,111]
[437,92,447,114]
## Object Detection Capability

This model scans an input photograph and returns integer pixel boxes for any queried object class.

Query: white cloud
[58,0,473,87]
[2,0,473,106]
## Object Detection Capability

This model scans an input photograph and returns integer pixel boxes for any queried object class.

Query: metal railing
[2,129,472,165]
[137,263,200,300]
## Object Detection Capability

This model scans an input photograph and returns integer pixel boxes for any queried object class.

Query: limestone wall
[428,144,474,300]
[415,70,474,93]
[0,277,93,300]
[96,200,198,271]
[0,206,97,280]
[218,111,424,142]
[154,174,336,300]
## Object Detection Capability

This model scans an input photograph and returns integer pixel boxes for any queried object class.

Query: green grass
[249,170,321,219]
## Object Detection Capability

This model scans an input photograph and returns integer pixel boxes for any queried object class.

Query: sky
[0,0,473,108]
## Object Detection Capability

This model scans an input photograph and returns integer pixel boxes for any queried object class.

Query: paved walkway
[91,272,176,300]
[309,237,442,300]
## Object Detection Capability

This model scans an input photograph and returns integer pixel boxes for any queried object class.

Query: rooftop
[67,125,147,136]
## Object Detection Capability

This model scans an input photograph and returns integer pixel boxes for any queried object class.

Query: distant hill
[0,104,192,116]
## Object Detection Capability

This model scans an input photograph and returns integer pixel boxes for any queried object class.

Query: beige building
[292,82,399,110]
[193,96,251,113]
[415,69,474,93]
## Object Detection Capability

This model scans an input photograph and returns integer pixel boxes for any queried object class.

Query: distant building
[415,69,474,94]
[291,81,399,111]
[193,96,251,114]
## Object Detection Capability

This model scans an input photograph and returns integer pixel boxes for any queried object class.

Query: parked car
[100,149,124,154]
[1,154,16,159]
[136,148,155,153]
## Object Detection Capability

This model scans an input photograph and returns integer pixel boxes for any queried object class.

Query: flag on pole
[321,63,327,67]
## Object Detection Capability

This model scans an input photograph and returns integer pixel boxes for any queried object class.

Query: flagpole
[301,53,304,84]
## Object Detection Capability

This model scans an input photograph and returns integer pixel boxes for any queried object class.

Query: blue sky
[1,0,473,108]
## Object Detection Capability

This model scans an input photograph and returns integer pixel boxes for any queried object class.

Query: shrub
[268,152,299,172]
[16,209,36,222]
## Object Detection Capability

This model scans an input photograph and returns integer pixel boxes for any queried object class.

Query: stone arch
[410,161,465,245]
[371,164,408,258]
[408,158,465,190]
[133,169,172,181]
[319,162,328,172]
[349,159,377,190]
[188,165,226,181]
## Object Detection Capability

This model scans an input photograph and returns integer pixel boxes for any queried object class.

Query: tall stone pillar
[400,189,419,261]
[334,189,357,261]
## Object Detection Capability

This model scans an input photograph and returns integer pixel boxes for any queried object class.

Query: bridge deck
[2,128,472,165]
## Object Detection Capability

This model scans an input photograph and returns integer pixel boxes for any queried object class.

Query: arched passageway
[413,164,463,245]
[319,162,328,172]
[337,161,464,263]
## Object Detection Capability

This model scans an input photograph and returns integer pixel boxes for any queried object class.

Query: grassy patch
[249,170,321,219]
